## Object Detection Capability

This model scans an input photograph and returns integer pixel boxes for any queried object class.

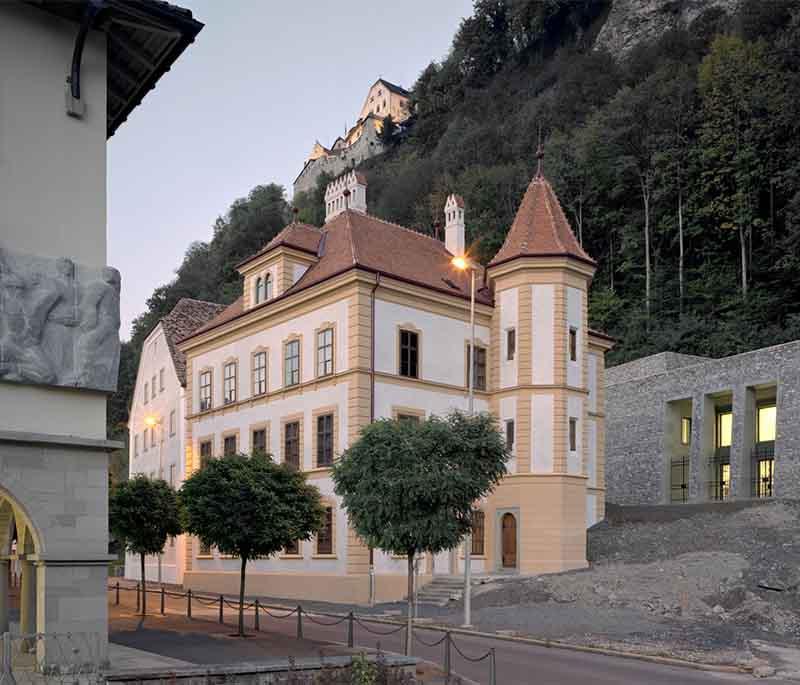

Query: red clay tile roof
[160,298,227,385]
[236,222,322,269]
[488,173,594,268]
[184,210,493,341]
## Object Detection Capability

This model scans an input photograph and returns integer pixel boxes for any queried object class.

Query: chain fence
[110,581,496,683]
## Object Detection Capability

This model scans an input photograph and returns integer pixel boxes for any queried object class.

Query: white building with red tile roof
[154,166,613,603]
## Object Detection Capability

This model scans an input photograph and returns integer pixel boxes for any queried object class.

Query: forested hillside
[110,0,800,458]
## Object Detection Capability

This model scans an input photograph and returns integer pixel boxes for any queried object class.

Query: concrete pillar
[731,385,756,498]
[19,560,36,634]
[0,560,8,633]
[689,393,714,501]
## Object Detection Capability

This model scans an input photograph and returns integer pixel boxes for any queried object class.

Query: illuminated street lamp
[451,253,476,628]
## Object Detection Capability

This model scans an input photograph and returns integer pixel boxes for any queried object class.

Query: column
[731,385,756,498]
[0,560,8,633]
[19,560,36,635]
[689,393,714,501]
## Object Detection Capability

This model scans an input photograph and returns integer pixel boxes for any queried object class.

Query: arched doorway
[501,513,517,569]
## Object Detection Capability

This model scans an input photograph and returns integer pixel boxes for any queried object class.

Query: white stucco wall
[531,285,554,385]
[374,299,489,386]
[499,396,517,474]
[566,287,583,388]
[499,287,518,389]
[531,394,554,473]
[587,353,598,414]
[0,3,107,267]
[586,419,597,488]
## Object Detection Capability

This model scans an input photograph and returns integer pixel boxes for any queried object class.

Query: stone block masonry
[606,340,800,506]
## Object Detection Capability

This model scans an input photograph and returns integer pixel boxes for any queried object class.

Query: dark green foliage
[379,115,396,145]
[180,453,324,634]
[109,475,182,614]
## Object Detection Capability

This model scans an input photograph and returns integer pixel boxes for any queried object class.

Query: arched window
[265,273,273,300]
[255,277,264,304]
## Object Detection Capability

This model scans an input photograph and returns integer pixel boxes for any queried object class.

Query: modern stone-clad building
[129,166,614,603]
[606,342,800,507]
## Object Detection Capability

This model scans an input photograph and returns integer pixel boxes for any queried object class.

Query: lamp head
[451,255,469,271]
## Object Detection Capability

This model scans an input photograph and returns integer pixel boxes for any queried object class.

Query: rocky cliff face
[595,0,742,56]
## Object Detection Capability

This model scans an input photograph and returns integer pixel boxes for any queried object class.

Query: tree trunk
[406,552,414,656]
[678,184,684,316]
[642,177,651,321]
[140,552,147,616]
[238,556,247,636]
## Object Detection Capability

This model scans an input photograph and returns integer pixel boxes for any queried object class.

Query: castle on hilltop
[293,79,410,196]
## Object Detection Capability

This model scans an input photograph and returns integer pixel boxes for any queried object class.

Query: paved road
[110,589,787,684]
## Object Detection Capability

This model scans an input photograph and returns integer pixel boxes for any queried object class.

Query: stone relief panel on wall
[0,245,120,392]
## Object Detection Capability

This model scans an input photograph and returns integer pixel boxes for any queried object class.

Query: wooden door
[501,513,517,568]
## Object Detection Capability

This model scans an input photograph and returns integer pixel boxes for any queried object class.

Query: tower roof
[488,173,594,268]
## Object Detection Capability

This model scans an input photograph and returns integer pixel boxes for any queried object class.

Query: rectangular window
[223,362,237,404]
[152,375,157,400]
[669,456,689,503]
[317,328,334,377]
[284,340,301,387]
[569,328,578,362]
[399,329,419,378]
[755,457,774,498]
[316,507,333,555]
[151,427,156,448]
[199,371,212,411]
[505,419,515,453]
[466,345,487,391]
[569,417,577,452]
[252,428,267,455]
[716,409,732,449]
[397,413,421,425]
[134,435,139,457]
[223,434,237,457]
[159,368,165,392]
[680,417,692,446]
[169,409,176,437]
[284,421,300,469]
[471,511,485,556]
[316,414,334,467]
[507,329,516,361]
[284,540,299,556]
[144,382,149,404]
[757,404,776,443]
[143,428,148,452]
[199,440,212,469]
[252,351,267,396]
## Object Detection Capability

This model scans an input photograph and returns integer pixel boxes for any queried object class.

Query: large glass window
[506,329,516,361]
[680,417,692,446]
[223,362,237,404]
[284,421,300,469]
[757,404,776,443]
[399,330,419,378]
[252,428,267,455]
[715,409,732,449]
[252,351,267,396]
[223,434,237,456]
[199,371,212,411]
[317,414,334,467]
[284,340,301,387]
[255,276,264,304]
[317,328,334,377]
[466,344,487,391]
[316,507,333,555]
[199,440,212,469]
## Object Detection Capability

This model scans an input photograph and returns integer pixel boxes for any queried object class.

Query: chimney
[444,194,465,257]
[324,171,367,222]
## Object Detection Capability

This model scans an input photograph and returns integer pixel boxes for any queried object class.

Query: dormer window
[265,273,273,300]
[255,277,264,304]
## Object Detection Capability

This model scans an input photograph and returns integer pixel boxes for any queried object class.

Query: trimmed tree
[109,475,182,616]
[180,453,325,636]
[332,411,508,648]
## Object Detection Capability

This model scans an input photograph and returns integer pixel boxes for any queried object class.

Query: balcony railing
[708,451,730,501]
[751,440,775,498]
[669,455,689,503]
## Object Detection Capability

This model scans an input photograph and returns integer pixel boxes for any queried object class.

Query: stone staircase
[414,575,468,607]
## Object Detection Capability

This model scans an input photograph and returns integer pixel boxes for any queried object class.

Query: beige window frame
[281,414,303,469]
[466,343,487,392]
[252,348,268,396]
[569,417,578,452]
[223,432,238,457]
[250,421,270,456]
[506,328,516,361]
[169,409,176,437]
[312,406,338,468]
[569,327,578,362]
[281,540,302,558]
[284,337,301,387]
[316,326,335,378]
[471,510,485,557]
[314,503,336,557]
[223,360,238,405]
[198,438,213,469]
[398,326,420,378]
[199,369,213,412]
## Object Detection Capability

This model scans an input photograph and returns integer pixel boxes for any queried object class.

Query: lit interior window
[716,411,732,448]
[757,404,776,442]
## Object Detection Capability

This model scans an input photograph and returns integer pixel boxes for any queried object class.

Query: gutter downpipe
[368,271,381,606]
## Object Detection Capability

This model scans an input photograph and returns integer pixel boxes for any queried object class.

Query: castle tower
[444,194,465,257]
[485,158,607,574]
[324,171,367,222]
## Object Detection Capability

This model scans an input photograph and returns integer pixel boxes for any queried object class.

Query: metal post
[135,582,140,613]
[160,586,165,615]
[489,647,496,685]
[296,606,303,640]
[187,589,192,619]
[414,556,420,619]
[463,266,475,629]
[218,595,224,624]
[115,581,120,606]
[254,600,260,632]
[347,612,354,648]
[444,632,451,680]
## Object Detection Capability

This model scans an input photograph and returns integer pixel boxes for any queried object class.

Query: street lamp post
[452,255,476,628]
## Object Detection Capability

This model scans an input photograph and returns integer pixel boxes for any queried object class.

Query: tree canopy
[180,453,325,635]
[109,476,182,614]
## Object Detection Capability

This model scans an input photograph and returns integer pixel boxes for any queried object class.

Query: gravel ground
[434,501,800,668]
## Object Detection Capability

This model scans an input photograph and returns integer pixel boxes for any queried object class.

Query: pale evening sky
[108,0,474,339]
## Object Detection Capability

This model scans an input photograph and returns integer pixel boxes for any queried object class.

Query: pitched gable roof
[488,173,594,268]
[160,298,227,385]
[377,79,410,98]
[236,222,322,269]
